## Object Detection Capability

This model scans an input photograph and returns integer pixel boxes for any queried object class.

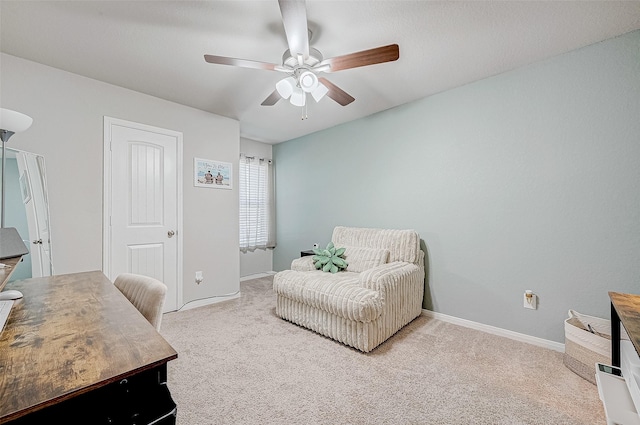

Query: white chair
[114,273,167,331]
[273,226,425,352]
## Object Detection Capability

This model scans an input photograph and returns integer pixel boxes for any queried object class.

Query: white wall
[239,137,273,277]
[273,30,640,343]
[0,53,240,306]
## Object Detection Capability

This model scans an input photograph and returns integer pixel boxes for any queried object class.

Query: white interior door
[15,153,43,276]
[15,152,52,277]
[104,117,182,312]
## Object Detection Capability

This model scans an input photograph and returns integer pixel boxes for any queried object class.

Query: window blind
[239,154,275,252]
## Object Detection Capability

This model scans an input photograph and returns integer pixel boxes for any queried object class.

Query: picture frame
[194,158,232,189]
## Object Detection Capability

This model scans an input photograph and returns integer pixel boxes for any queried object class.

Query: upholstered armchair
[273,226,425,352]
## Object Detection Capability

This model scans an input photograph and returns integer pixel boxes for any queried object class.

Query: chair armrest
[359,261,421,292]
[291,256,317,271]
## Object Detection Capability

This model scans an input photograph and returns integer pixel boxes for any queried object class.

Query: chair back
[114,273,167,331]
[332,226,421,264]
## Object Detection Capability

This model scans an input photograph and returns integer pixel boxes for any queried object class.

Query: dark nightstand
[300,250,315,257]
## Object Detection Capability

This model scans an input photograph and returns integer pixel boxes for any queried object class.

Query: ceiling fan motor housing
[282,47,323,69]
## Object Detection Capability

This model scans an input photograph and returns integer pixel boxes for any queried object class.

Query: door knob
[167,230,175,238]
[32,239,43,244]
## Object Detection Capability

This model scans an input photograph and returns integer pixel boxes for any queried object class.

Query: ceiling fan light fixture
[299,71,318,93]
[290,87,306,107]
[276,77,296,99]
[311,82,329,102]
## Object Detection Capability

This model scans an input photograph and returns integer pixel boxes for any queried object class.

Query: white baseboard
[176,273,275,312]
[421,309,565,353]
[240,271,276,282]
[178,292,241,312]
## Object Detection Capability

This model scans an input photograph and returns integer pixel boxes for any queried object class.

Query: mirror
[1,147,53,281]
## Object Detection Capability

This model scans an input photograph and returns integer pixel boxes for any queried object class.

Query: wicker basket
[563,309,611,385]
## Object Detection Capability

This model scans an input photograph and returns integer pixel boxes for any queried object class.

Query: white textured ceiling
[1,1,640,144]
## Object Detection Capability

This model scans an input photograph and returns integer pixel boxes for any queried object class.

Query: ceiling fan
[204,0,399,114]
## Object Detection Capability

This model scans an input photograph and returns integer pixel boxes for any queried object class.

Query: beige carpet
[160,276,605,425]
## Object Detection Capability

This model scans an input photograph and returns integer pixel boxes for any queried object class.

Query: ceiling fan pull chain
[301,94,308,120]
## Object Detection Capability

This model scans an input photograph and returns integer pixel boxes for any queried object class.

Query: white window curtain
[239,154,276,252]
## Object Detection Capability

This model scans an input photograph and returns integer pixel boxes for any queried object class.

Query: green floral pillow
[312,242,348,273]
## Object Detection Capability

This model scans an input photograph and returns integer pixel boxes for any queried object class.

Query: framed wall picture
[194,158,232,189]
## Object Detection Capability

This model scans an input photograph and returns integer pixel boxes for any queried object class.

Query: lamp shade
[290,87,306,107]
[0,108,33,133]
[311,83,329,102]
[276,77,296,99]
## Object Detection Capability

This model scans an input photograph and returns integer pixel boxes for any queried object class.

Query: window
[239,154,275,252]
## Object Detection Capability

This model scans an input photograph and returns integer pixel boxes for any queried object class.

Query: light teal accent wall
[273,30,640,343]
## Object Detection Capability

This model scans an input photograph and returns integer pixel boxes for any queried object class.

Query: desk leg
[611,301,620,367]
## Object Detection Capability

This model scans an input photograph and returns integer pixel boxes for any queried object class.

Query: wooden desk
[0,271,178,424]
[609,291,640,367]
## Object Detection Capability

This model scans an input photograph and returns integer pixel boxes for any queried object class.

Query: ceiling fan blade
[320,44,399,72]
[204,54,279,71]
[318,77,355,106]
[278,0,309,59]
[261,90,282,106]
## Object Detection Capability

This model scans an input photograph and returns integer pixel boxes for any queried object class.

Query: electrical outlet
[523,290,537,310]
[195,271,203,284]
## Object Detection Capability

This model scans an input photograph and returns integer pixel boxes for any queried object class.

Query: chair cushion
[342,246,390,273]
[273,270,383,323]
